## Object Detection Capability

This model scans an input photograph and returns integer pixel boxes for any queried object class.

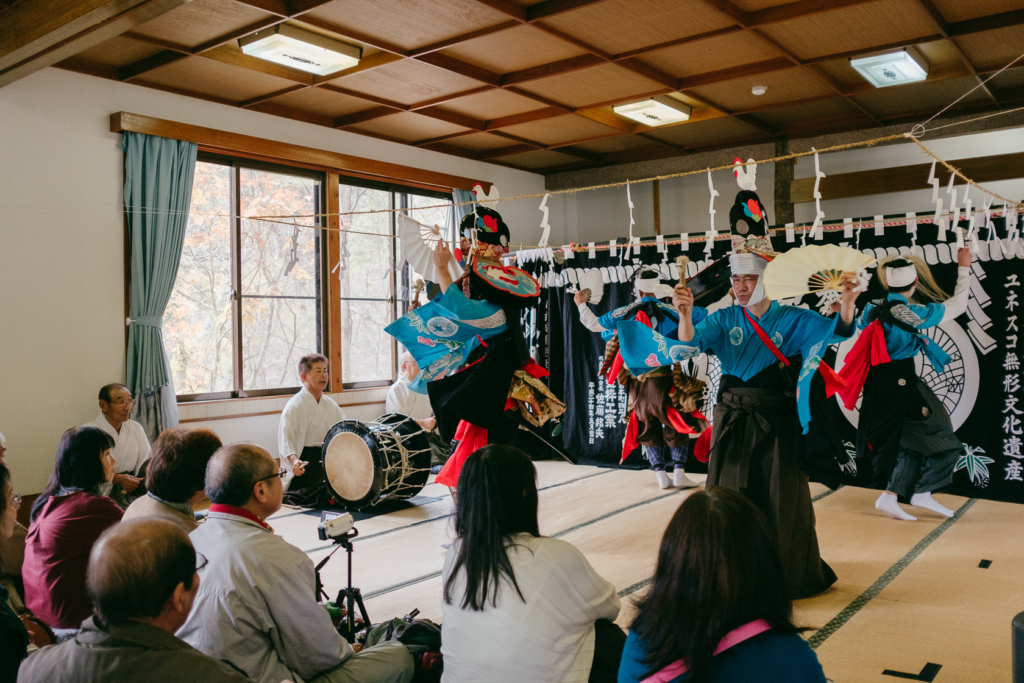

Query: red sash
[741,307,846,395]
[742,307,788,366]
[829,319,891,408]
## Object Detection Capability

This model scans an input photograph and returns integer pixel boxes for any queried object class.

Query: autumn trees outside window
[165,153,455,400]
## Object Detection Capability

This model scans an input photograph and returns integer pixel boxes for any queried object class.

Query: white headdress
[885,261,918,289]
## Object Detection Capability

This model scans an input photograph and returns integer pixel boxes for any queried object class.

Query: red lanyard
[742,307,789,366]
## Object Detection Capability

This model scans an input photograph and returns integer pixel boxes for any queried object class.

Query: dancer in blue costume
[668,236,860,598]
[577,267,709,489]
[836,249,972,522]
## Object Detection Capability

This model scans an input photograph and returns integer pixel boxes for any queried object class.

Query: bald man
[179,444,413,683]
[18,518,246,683]
[385,352,435,431]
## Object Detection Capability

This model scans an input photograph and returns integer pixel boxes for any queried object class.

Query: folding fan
[763,244,875,299]
[398,214,463,283]
[575,268,605,305]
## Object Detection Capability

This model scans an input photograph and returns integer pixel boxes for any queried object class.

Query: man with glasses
[180,443,413,683]
[84,383,151,506]
[17,518,247,682]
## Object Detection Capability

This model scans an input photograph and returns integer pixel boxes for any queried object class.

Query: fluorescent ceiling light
[613,96,692,126]
[239,25,361,76]
[850,48,928,88]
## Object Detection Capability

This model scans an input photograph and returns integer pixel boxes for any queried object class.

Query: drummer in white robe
[278,353,345,499]
[84,383,151,507]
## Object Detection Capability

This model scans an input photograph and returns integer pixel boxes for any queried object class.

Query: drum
[321,413,431,509]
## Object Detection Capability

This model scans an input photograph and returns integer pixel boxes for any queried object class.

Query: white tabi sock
[910,492,954,518]
[655,470,673,489]
[672,469,700,488]
[875,492,917,521]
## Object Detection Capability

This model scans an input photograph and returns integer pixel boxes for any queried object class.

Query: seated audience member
[23,427,123,630]
[178,443,413,683]
[619,487,826,683]
[0,433,28,594]
[1,461,31,683]
[441,445,623,683]
[386,352,449,469]
[386,352,435,431]
[123,428,222,532]
[17,518,248,683]
[84,384,151,507]
[278,354,345,505]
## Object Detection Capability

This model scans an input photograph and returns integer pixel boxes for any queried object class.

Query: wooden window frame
[114,112,488,404]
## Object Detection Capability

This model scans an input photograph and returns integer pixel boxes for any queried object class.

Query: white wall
[0,67,545,494]
[793,129,1024,224]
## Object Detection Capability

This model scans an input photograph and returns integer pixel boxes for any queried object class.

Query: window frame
[333,177,455,391]
[174,152,328,403]
[168,153,457,402]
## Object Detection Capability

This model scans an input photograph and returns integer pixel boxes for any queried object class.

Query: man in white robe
[85,383,152,507]
[385,352,434,431]
[278,354,345,503]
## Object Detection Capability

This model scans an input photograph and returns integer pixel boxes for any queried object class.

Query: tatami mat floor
[268,461,1023,683]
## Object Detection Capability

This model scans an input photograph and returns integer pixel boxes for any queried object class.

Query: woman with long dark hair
[23,427,123,630]
[441,445,622,683]
[619,487,825,683]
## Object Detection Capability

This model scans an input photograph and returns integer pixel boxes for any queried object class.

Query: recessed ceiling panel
[442,89,550,121]
[440,25,587,74]
[689,68,832,112]
[338,59,483,106]
[73,36,166,68]
[497,149,586,170]
[515,63,665,109]
[141,57,298,103]
[757,0,939,61]
[302,0,512,52]
[441,132,523,151]
[752,98,861,129]
[641,116,766,148]
[851,76,991,120]
[930,0,1024,23]
[272,87,381,118]
[131,0,270,49]
[954,25,1024,72]
[347,111,470,143]
[636,31,783,79]
[542,0,736,56]
[499,114,622,146]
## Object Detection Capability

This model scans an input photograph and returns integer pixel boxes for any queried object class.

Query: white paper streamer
[537,193,551,248]
[843,217,854,239]
[928,161,945,240]
[786,223,795,243]
[588,241,596,258]
[707,169,719,238]
[874,215,884,236]
[810,148,826,240]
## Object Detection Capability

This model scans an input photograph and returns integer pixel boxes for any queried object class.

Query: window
[335,180,454,389]
[167,155,324,399]
[165,152,456,399]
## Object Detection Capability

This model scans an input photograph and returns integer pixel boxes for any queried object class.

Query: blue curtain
[122,132,198,441]
[452,189,476,226]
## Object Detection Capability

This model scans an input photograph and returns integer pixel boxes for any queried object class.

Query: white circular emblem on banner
[427,317,459,337]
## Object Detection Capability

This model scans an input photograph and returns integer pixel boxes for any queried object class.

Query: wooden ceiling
[6,0,1024,174]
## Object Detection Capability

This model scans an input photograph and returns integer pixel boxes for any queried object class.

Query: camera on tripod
[315,511,370,644]
[318,511,355,541]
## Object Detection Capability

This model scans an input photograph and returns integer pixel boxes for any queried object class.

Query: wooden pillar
[774,138,794,226]
[653,179,661,235]
[325,173,343,393]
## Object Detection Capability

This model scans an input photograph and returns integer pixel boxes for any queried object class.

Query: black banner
[518,212,1024,504]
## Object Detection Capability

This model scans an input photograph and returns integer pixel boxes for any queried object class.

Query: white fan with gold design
[399,214,463,283]
[763,244,875,300]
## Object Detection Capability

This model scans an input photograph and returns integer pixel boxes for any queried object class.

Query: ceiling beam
[408,85,495,110]
[319,83,408,110]
[487,107,568,130]
[233,0,288,16]
[501,53,604,86]
[471,0,527,22]
[294,15,408,55]
[613,26,744,60]
[0,0,189,87]
[527,0,613,22]
[412,130,481,147]
[747,0,877,27]
[414,51,502,86]
[415,106,487,130]
[238,83,307,107]
[333,106,403,128]
[677,57,793,90]
[313,51,405,84]
[477,143,540,159]
[947,8,1024,36]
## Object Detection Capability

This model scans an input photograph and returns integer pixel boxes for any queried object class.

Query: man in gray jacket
[18,518,247,683]
[178,443,413,683]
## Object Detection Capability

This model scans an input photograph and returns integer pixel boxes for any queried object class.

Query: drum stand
[314,528,372,643]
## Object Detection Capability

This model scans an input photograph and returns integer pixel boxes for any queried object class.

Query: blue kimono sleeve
[790,309,844,434]
[617,320,702,377]
[912,302,945,329]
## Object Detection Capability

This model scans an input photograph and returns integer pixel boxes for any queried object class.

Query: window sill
[178,386,390,424]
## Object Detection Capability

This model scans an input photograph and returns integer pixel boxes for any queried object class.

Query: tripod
[314,528,371,643]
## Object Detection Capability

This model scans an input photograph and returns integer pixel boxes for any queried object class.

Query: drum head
[322,421,384,509]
